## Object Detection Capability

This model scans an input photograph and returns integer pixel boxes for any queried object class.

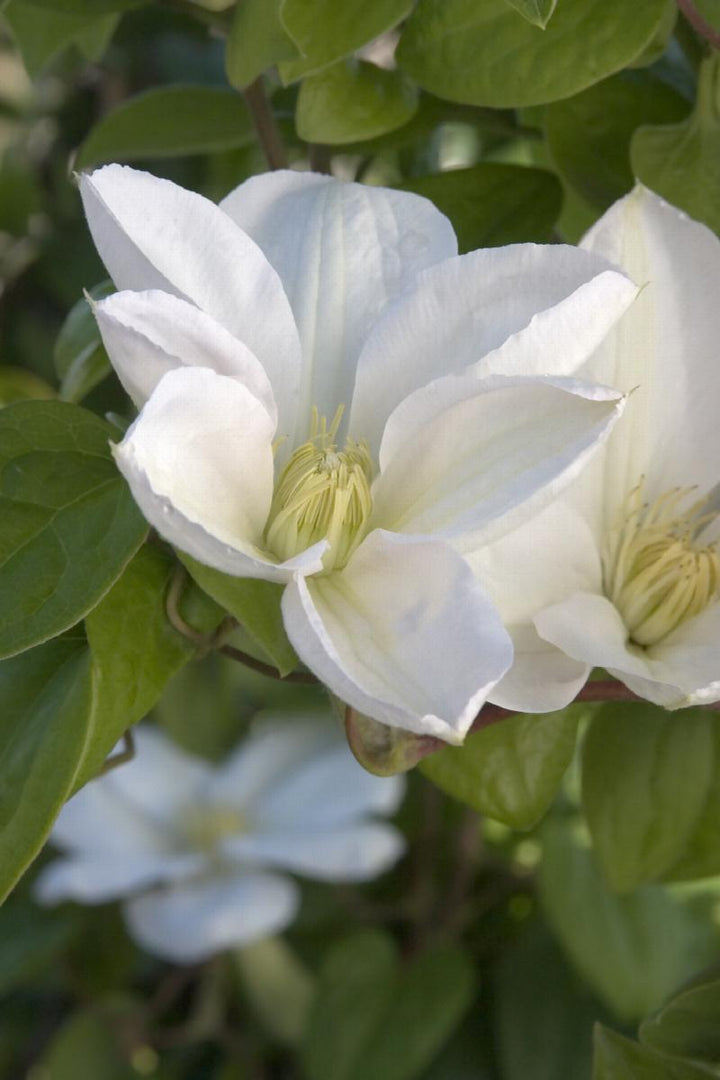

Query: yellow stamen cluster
[604,481,720,647]
[265,406,374,573]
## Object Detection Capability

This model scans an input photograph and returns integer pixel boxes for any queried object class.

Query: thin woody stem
[676,0,720,49]
[217,643,319,684]
[98,729,136,776]
[243,78,288,170]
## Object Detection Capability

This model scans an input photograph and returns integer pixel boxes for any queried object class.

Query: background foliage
[1,0,720,1076]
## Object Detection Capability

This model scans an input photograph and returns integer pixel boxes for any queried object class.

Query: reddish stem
[677,0,720,49]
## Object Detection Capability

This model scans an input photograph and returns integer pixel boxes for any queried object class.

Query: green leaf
[11,0,142,12]
[181,556,298,677]
[593,1026,714,1080]
[73,12,118,62]
[631,54,720,235]
[0,634,94,902]
[77,545,196,787]
[0,401,148,659]
[503,0,557,29]
[3,0,120,76]
[399,163,562,249]
[539,821,718,1022]
[0,367,55,407]
[581,705,715,893]
[296,58,418,144]
[302,930,475,1080]
[226,0,300,89]
[54,281,114,404]
[396,0,674,108]
[545,71,689,211]
[75,85,255,171]
[0,895,75,994]
[496,924,600,1080]
[279,0,414,83]
[420,707,580,829]
[665,721,720,882]
[37,1008,137,1080]
[640,980,720,1065]
[236,937,315,1046]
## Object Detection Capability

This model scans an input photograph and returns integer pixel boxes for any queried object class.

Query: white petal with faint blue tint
[282,530,512,743]
[371,375,624,550]
[221,170,457,440]
[35,852,204,905]
[349,244,635,454]
[80,165,302,428]
[94,289,277,424]
[222,823,404,881]
[211,717,404,822]
[114,367,326,581]
[488,625,591,713]
[124,872,299,962]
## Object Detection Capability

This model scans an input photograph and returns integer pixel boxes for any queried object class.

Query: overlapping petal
[221,170,457,438]
[222,824,405,881]
[349,244,636,454]
[35,852,204,905]
[114,367,326,582]
[371,375,625,549]
[80,165,302,429]
[282,530,512,742]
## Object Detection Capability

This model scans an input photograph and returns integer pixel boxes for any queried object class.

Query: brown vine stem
[98,729,136,776]
[677,0,720,50]
[243,78,288,171]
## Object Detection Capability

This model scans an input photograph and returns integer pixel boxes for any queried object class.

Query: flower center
[603,481,720,647]
[265,406,374,572]
[182,805,246,855]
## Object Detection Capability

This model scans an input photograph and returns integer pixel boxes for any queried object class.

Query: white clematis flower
[471,186,720,712]
[81,165,637,742]
[35,720,405,963]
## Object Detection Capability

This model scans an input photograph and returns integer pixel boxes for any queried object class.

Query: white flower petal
[220,170,457,439]
[114,367,325,581]
[487,625,591,713]
[349,244,636,454]
[371,375,625,549]
[281,530,513,743]
[212,716,404,822]
[222,824,405,882]
[35,852,204,905]
[124,872,299,962]
[94,290,277,423]
[581,184,720,502]
[80,165,302,430]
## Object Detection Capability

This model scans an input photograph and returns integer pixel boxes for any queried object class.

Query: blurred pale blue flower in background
[35,719,405,963]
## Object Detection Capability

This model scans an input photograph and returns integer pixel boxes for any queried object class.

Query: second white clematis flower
[81,166,637,742]
[36,720,405,963]
[471,187,720,711]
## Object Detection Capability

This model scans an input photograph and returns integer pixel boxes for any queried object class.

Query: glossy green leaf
[297,58,418,144]
[77,545,196,787]
[396,0,673,107]
[640,979,720,1065]
[0,634,94,902]
[226,0,299,89]
[497,924,600,1080]
[399,163,562,249]
[539,821,717,1021]
[279,0,414,83]
[54,281,114,404]
[582,705,715,892]
[302,930,474,1080]
[545,71,689,210]
[0,367,55,407]
[0,401,148,659]
[181,556,298,677]
[3,0,118,76]
[420,707,580,829]
[75,85,255,171]
[593,1026,714,1080]
[665,721,720,882]
[631,54,720,235]
[503,0,557,29]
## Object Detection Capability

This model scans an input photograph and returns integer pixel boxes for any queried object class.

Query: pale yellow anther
[265,406,374,572]
[604,480,720,647]
[182,806,246,854]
